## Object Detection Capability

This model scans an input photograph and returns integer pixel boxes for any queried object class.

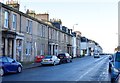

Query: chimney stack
[6,0,20,10]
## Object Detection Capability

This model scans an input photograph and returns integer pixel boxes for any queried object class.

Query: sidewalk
[22,62,42,70]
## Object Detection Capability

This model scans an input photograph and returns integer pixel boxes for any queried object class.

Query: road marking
[76,56,108,81]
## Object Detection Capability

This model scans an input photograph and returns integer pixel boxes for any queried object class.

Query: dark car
[94,53,100,58]
[57,53,72,63]
[0,56,23,76]
[108,52,120,82]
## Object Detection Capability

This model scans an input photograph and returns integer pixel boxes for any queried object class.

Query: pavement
[22,62,42,70]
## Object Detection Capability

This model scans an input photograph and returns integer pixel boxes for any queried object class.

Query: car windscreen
[45,56,52,59]
[58,54,65,57]
[115,53,120,62]
[0,57,8,62]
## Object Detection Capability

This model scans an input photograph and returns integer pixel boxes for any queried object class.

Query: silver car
[41,55,60,66]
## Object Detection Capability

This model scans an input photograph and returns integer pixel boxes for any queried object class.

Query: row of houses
[0,1,103,63]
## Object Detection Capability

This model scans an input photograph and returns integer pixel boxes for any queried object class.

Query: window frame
[12,14,17,30]
[4,11,9,28]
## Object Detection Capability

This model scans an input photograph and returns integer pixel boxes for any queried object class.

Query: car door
[54,56,59,64]
[52,56,56,63]
[114,52,120,69]
[6,57,18,72]
[2,57,11,72]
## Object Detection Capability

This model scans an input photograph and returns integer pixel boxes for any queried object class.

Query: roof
[0,2,72,36]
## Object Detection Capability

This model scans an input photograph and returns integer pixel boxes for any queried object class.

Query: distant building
[80,37,88,56]
[75,31,81,57]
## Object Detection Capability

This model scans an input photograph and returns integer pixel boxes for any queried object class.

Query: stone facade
[0,2,73,63]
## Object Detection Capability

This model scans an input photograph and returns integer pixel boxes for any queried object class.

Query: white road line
[76,57,108,81]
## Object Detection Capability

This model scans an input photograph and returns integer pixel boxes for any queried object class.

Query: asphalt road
[2,55,111,82]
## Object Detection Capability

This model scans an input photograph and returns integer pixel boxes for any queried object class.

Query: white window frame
[4,11,9,28]
[26,41,32,56]
[29,21,32,34]
[12,14,17,30]
[26,19,32,34]
[26,20,29,33]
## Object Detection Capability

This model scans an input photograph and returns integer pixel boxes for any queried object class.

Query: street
[2,55,111,82]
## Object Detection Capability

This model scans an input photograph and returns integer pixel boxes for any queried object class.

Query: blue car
[0,56,23,76]
[109,52,120,82]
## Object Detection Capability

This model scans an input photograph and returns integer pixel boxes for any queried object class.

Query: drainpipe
[0,3,2,56]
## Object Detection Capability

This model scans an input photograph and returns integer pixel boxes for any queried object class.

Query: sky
[2,0,119,53]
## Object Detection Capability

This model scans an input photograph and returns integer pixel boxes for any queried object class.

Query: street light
[73,24,78,32]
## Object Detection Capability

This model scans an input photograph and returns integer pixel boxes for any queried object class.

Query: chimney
[6,0,20,10]
[35,13,49,21]
[26,9,36,18]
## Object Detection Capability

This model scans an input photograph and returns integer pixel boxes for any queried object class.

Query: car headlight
[112,67,119,75]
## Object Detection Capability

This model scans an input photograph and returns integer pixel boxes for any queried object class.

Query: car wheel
[66,60,69,63]
[58,62,61,65]
[17,66,22,73]
[53,62,56,66]
[0,68,4,76]
[111,78,115,83]
[70,59,72,62]
[109,64,111,73]
[108,67,111,73]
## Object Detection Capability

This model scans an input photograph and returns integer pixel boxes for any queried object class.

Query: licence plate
[60,57,63,58]
[44,60,48,62]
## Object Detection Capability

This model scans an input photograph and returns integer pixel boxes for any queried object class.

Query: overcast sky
[2,0,119,53]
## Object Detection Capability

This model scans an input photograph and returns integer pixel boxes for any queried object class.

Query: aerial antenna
[24,5,26,13]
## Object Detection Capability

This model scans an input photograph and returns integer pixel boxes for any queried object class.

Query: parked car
[116,73,120,83]
[41,55,60,66]
[0,56,23,76]
[35,55,45,63]
[57,53,72,63]
[108,55,114,72]
[108,52,120,82]
[94,53,100,58]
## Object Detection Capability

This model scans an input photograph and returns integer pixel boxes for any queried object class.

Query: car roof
[0,56,8,58]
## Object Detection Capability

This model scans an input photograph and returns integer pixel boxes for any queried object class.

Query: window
[29,21,32,34]
[40,24,45,37]
[116,52,120,62]
[1,57,8,62]
[7,57,14,63]
[4,11,9,28]
[26,41,32,56]
[26,19,32,34]
[45,56,52,59]
[26,20,29,33]
[12,14,17,30]
[41,25,45,37]
[41,44,45,55]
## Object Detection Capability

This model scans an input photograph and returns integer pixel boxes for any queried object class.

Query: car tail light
[66,56,68,58]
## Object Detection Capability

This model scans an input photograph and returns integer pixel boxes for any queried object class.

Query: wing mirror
[12,60,16,63]
[109,56,112,60]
